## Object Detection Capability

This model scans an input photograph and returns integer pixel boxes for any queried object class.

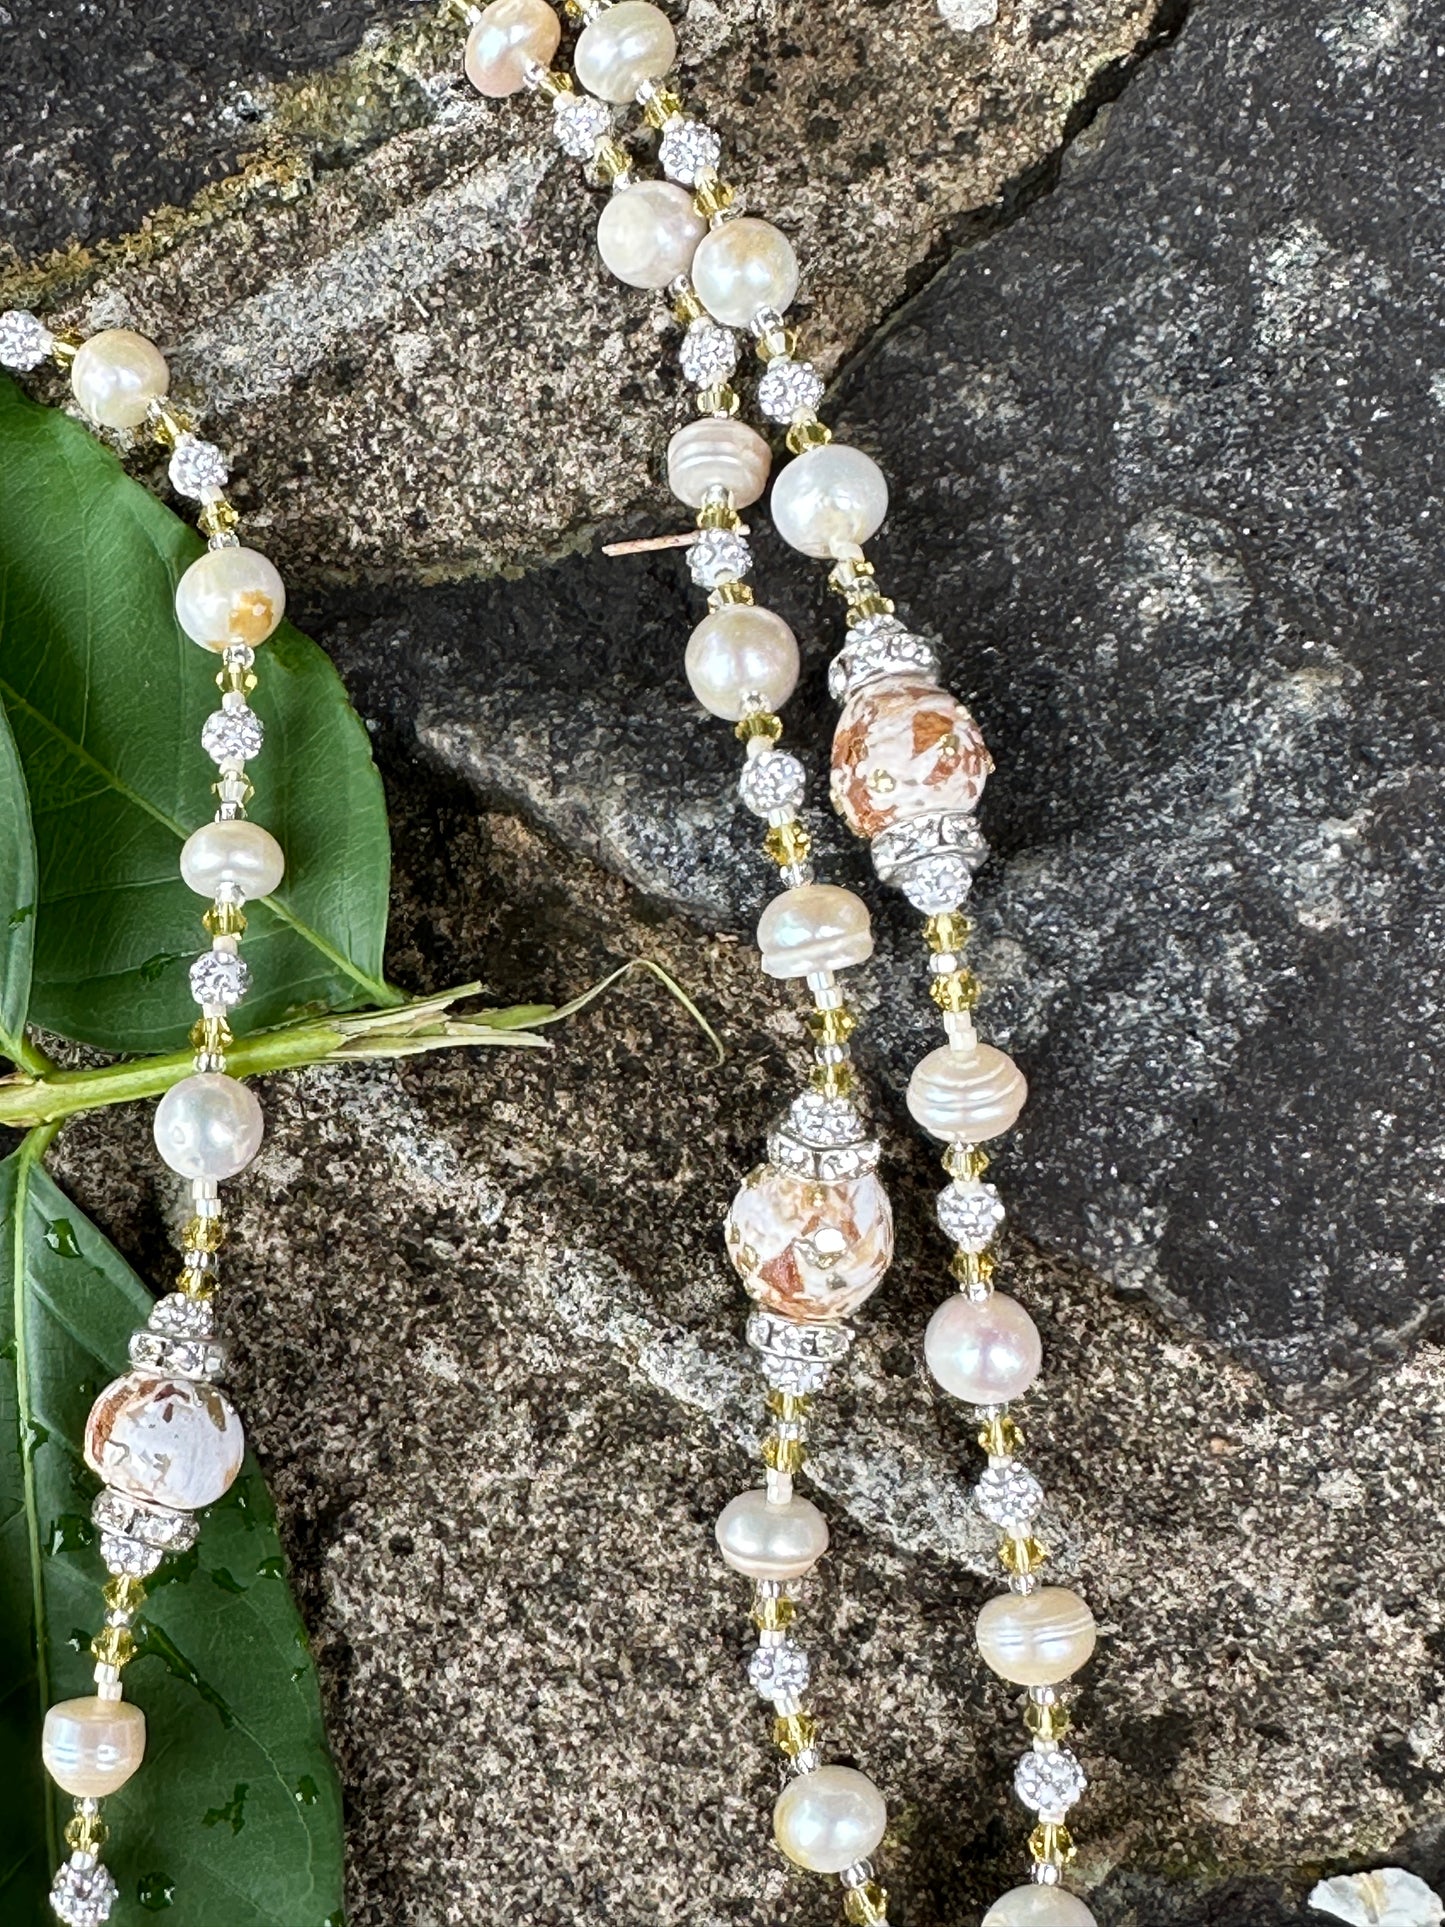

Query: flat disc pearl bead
[43,1698,146,1798]
[907,1042,1027,1142]
[174,545,286,650]
[686,605,798,720]
[773,1765,887,1874]
[976,1585,1097,1687]
[924,1290,1042,1404]
[667,418,771,510]
[770,443,889,559]
[757,884,873,979]
[70,328,169,429]
[597,180,705,290]
[85,1369,246,1511]
[464,0,561,96]
[574,0,676,101]
[180,818,286,901]
[715,1488,829,1579]
[153,1071,265,1180]
[691,217,799,329]
[982,1888,1099,1927]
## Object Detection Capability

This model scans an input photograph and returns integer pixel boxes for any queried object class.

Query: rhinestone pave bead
[0,308,55,370]
[749,1639,812,1700]
[975,1462,1045,1532]
[679,318,738,386]
[202,703,265,766]
[167,434,229,499]
[689,527,752,589]
[1014,1746,1088,1817]
[659,117,722,186]
[49,1858,119,1927]
[757,357,826,423]
[738,748,807,818]
[189,950,250,1009]
[553,92,612,158]
[938,1180,1006,1250]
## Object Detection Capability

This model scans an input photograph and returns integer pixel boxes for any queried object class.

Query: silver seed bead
[49,1857,119,1927]
[167,433,229,500]
[0,308,55,370]
[1014,1746,1088,1816]
[688,527,751,589]
[738,748,807,818]
[659,117,722,187]
[552,92,613,159]
[679,317,738,386]
[202,702,265,767]
[975,1461,1045,1531]
[188,949,251,1010]
[937,1179,1006,1251]
[757,356,826,424]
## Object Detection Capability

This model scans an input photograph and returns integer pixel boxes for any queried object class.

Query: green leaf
[0,1137,345,1925]
[0,374,399,1053]
[0,686,43,1072]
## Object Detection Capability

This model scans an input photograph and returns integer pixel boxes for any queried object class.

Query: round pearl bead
[982,1888,1099,1927]
[574,0,676,101]
[907,1042,1027,1142]
[174,545,286,650]
[691,217,799,329]
[70,328,169,429]
[757,884,873,979]
[464,0,561,96]
[770,443,889,559]
[179,819,286,902]
[924,1291,1042,1404]
[667,418,772,510]
[976,1586,1098,1687]
[596,180,705,290]
[685,605,798,721]
[86,1369,246,1510]
[43,1698,146,1799]
[153,1072,265,1180]
[715,1489,829,1579]
[773,1765,888,1874]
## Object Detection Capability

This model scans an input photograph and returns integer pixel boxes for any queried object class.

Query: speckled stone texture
[11,0,1445,1924]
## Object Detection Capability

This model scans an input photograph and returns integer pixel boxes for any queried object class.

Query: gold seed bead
[189,1015,234,1055]
[805,1005,857,1047]
[147,401,194,449]
[762,1433,806,1474]
[786,415,833,455]
[710,580,755,608]
[752,1593,797,1633]
[594,139,632,183]
[197,497,240,540]
[809,1061,856,1100]
[49,332,82,367]
[202,902,247,938]
[950,1248,996,1288]
[1029,1821,1076,1866]
[829,556,876,589]
[765,1389,812,1421]
[182,1214,227,1255]
[978,1414,1023,1457]
[844,1882,890,1926]
[696,381,741,417]
[691,168,735,220]
[696,496,741,531]
[999,1534,1048,1577]
[925,911,972,953]
[178,1268,216,1302]
[735,710,783,744]
[66,1812,109,1854]
[754,325,798,364]
[943,1142,990,1181]
[773,1711,818,1757]
[763,821,812,867]
[930,969,982,1013]
[641,84,683,127]
[91,1625,137,1670]
[847,589,895,620]
[1025,1699,1072,1744]
[103,1575,147,1615]
[533,67,574,98]
[672,284,705,325]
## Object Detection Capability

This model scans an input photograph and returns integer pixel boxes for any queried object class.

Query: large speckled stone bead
[830,676,993,840]
[43,1698,147,1798]
[85,1371,245,1511]
[725,1165,893,1322]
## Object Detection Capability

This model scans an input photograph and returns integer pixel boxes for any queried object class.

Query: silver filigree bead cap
[871,811,989,915]
[746,1307,853,1362]
[0,308,55,370]
[659,117,722,186]
[1014,1745,1088,1816]
[167,433,230,500]
[688,526,751,589]
[129,1327,228,1382]
[737,748,806,818]
[828,616,941,702]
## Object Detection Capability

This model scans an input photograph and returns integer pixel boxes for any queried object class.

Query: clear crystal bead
[748,1639,811,1700]
[688,527,751,589]
[937,1180,1006,1251]
[50,1857,119,1926]
[738,748,806,818]
[679,318,738,387]
[659,117,723,186]
[201,703,265,767]
[167,433,229,500]
[757,357,826,424]
[552,93,612,160]
[1014,1746,1087,1816]
[189,949,250,1009]
[975,1462,1045,1531]
[0,308,54,371]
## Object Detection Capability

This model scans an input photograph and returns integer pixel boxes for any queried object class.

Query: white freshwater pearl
[976,1586,1097,1687]
[86,1369,245,1510]
[770,443,889,559]
[43,1698,146,1798]
[906,1042,1027,1142]
[175,545,286,650]
[464,0,561,95]
[757,884,874,979]
[773,1765,888,1874]
[685,605,798,720]
[597,181,705,290]
[715,1489,829,1579]
[70,328,169,429]
[983,1888,1098,1927]
[924,1291,1042,1404]
[575,0,676,101]
[667,418,771,510]
[179,818,286,901]
[691,217,799,329]
[153,1072,265,1180]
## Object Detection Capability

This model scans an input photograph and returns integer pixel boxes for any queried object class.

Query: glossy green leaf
[0,374,399,1052]
[0,687,42,1071]
[0,1138,345,1925]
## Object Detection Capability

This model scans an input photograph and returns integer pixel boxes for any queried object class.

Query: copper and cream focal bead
[976,1586,1097,1687]
[175,545,286,650]
[180,818,286,901]
[42,1699,147,1799]
[924,1290,1042,1404]
[726,1165,893,1322]
[983,1890,1099,1927]
[831,675,993,839]
[907,1042,1027,1143]
[667,418,771,510]
[463,0,561,96]
[757,883,873,979]
[691,217,800,330]
[85,1371,246,1511]
[686,605,798,720]
[70,327,169,429]
[773,1765,888,1874]
[597,181,705,290]
[770,443,889,560]
[574,0,676,101]
[715,1488,830,1579]
[153,1072,265,1180]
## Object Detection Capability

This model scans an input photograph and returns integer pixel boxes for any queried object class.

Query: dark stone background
[8,0,1445,1922]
